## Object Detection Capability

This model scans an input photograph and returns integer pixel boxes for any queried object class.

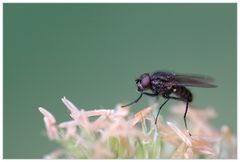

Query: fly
[122,71,217,135]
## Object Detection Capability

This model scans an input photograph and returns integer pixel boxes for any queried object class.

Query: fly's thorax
[150,79,168,95]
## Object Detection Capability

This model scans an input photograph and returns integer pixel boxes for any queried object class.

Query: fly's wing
[172,73,217,88]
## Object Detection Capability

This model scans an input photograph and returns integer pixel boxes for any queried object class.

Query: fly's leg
[164,95,191,136]
[164,95,183,101]
[183,101,191,136]
[121,92,158,107]
[142,92,168,124]
[121,93,143,107]
[155,98,170,124]
[142,92,158,97]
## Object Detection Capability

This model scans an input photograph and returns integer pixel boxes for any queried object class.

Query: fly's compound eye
[136,73,150,92]
[140,74,150,88]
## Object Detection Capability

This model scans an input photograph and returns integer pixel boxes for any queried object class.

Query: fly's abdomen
[173,86,193,102]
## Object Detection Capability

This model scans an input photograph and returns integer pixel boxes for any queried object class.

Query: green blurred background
[4,3,236,158]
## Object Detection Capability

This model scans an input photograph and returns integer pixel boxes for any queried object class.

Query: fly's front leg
[142,92,158,97]
[142,92,160,103]
[121,92,157,107]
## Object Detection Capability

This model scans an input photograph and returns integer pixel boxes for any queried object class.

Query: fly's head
[135,73,151,92]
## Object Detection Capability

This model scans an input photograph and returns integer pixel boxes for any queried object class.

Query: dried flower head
[38,97,237,159]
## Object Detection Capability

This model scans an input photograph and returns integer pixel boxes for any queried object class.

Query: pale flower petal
[61,96,81,115]
[167,121,192,146]
[130,105,155,126]
[39,107,59,140]
[39,107,56,124]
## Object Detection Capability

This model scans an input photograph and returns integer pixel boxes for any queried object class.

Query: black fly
[122,71,217,135]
